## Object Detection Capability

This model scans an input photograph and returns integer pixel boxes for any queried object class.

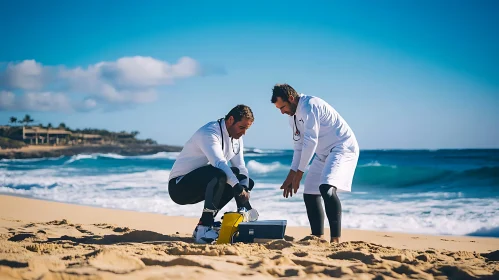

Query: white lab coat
[169,119,249,187]
[289,94,359,193]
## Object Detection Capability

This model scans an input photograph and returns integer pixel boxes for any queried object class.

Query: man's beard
[290,103,297,115]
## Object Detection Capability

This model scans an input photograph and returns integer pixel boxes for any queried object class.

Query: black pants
[304,184,342,238]
[168,165,254,226]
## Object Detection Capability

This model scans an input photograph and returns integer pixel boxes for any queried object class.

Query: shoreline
[0,144,182,160]
[1,194,498,279]
[1,194,497,253]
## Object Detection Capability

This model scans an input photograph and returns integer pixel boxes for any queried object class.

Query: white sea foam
[1,156,64,163]
[98,153,126,159]
[361,161,382,167]
[131,152,179,160]
[245,148,284,154]
[64,154,96,164]
[244,153,269,157]
[243,149,287,157]
[391,191,464,199]
[63,152,179,164]
[1,164,498,237]
[358,161,397,168]
[339,196,499,236]
[247,160,289,174]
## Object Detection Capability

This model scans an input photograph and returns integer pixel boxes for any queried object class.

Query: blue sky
[1,0,498,149]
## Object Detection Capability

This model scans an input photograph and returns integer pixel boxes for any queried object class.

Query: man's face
[227,116,253,139]
[274,97,297,116]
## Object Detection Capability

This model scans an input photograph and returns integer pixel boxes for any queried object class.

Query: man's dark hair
[271,83,299,103]
[225,104,254,123]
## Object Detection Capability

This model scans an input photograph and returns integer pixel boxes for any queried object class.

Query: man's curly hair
[225,104,254,123]
[271,83,299,103]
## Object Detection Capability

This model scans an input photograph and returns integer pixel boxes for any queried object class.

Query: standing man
[168,104,259,244]
[270,84,359,243]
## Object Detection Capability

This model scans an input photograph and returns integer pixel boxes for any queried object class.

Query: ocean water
[1,149,498,237]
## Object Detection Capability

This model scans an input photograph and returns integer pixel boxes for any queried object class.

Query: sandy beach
[0,195,497,279]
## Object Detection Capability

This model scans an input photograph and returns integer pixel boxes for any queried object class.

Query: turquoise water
[1,149,498,237]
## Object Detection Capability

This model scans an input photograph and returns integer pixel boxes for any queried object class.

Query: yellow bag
[216,212,244,244]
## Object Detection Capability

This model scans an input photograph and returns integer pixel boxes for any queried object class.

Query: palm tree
[9,117,17,126]
[20,114,34,127]
[131,130,140,138]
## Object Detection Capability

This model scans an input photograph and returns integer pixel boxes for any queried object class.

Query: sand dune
[1,195,498,279]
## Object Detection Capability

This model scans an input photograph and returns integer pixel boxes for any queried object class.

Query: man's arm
[197,129,240,187]
[297,104,320,172]
[229,137,249,187]
[290,116,303,172]
[282,117,305,197]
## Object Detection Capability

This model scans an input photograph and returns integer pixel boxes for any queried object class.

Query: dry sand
[1,195,498,279]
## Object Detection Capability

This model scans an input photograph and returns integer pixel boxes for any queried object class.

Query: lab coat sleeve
[197,129,239,187]
[290,116,303,171]
[229,137,249,187]
[297,104,320,172]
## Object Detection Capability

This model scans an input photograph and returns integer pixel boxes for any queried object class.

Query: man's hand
[282,184,292,198]
[281,170,296,198]
[233,183,250,204]
[239,189,250,204]
[291,170,304,195]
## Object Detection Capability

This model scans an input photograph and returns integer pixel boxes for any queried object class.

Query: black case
[236,220,287,243]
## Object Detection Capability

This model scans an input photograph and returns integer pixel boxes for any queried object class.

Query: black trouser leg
[319,184,342,238]
[168,165,228,227]
[210,185,234,218]
[215,177,255,213]
[231,167,254,210]
[168,166,256,226]
[304,194,325,236]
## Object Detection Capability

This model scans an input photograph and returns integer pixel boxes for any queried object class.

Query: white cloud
[22,92,72,112]
[74,98,98,112]
[100,56,168,87]
[59,66,101,93]
[96,85,158,104]
[0,91,16,109]
[170,56,201,78]
[1,60,48,90]
[0,91,72,112]
[0,56,205,112]
[81,98,97,109]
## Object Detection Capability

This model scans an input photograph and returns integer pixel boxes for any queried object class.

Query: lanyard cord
[293,115,301,141]
[218,118,240,155]
[218,118,224,151]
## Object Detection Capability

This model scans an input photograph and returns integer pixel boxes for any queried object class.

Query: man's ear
[227,116,235,126]
[288,95,295,104]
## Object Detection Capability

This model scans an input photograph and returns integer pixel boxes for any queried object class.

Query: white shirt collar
[295,93,305,116]
[219,118,230,139]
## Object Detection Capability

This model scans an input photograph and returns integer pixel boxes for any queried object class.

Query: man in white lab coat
[168,105,258,244]
[271,84,360,243]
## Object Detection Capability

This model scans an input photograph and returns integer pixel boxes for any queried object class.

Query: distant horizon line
[154,144,499,151]
[239,147,499,152]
